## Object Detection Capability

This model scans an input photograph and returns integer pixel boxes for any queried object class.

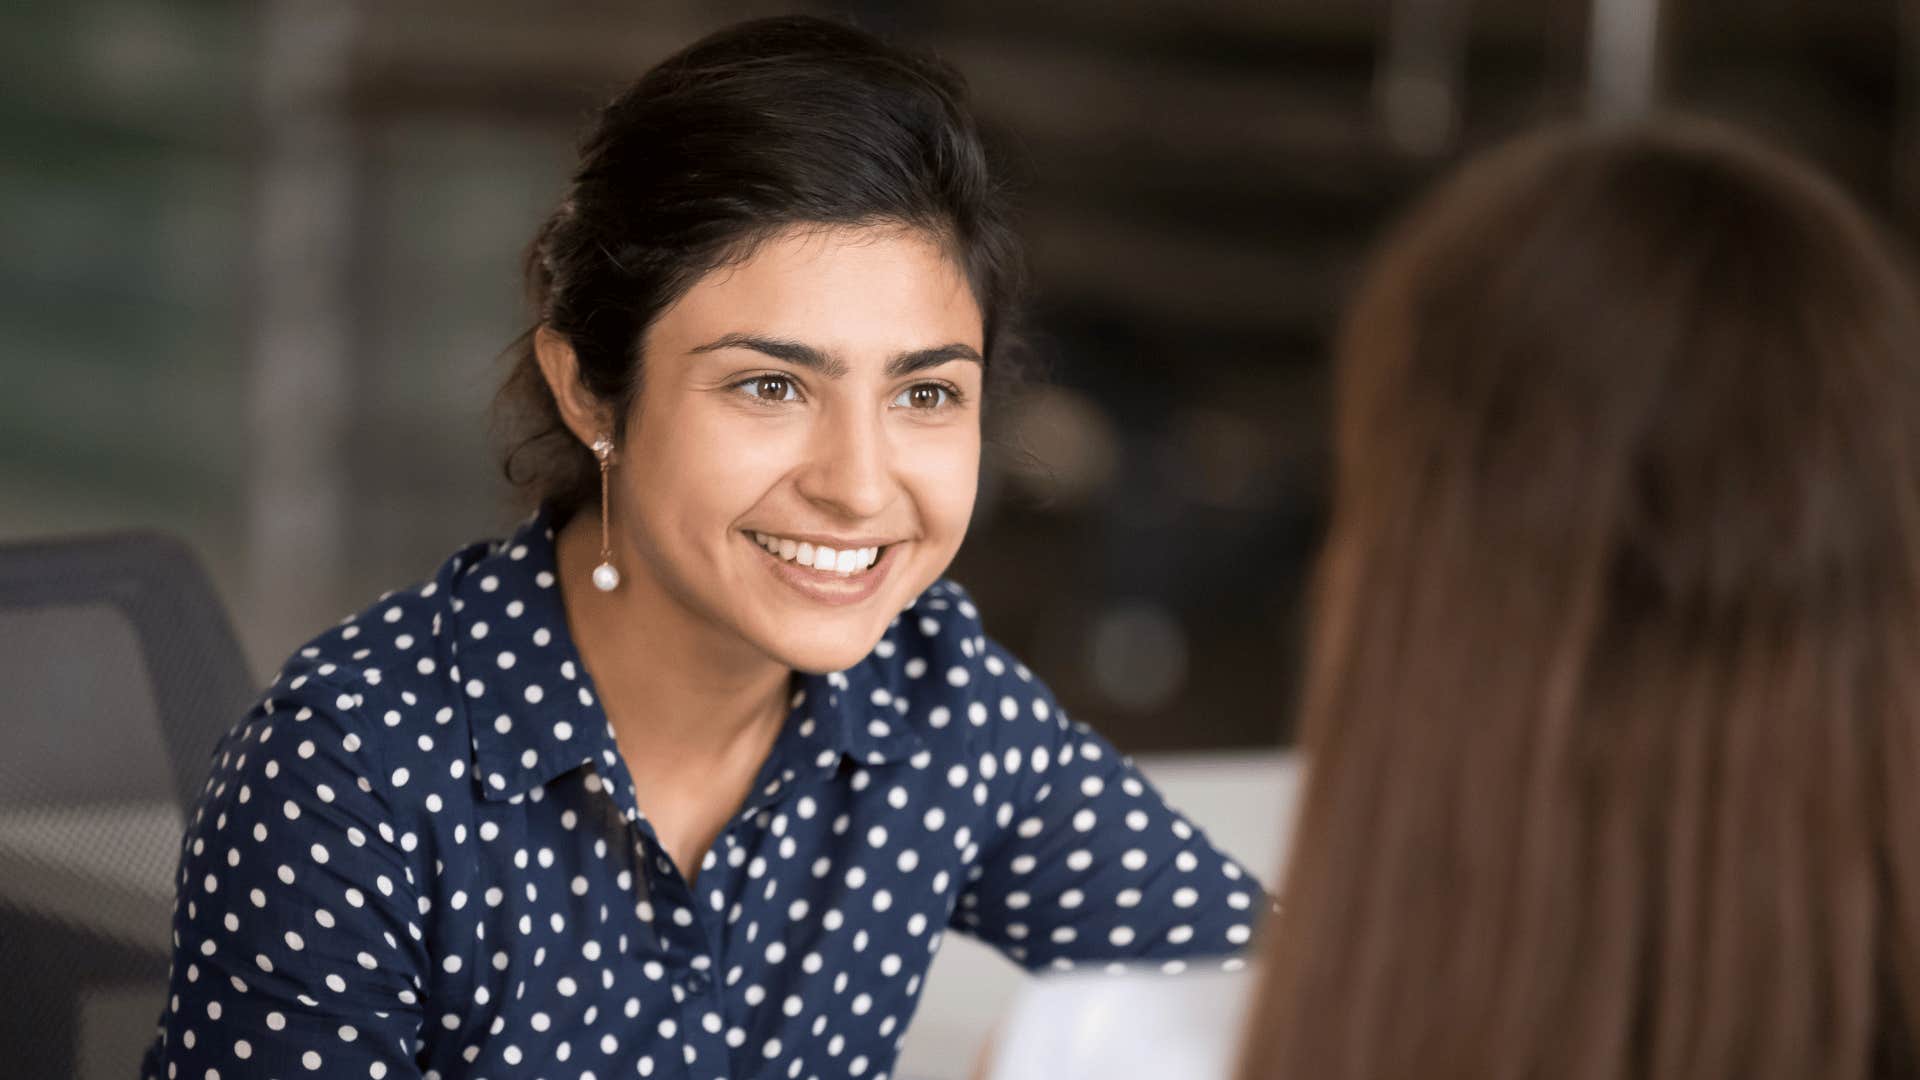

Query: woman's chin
[744,606,899,675]
[771,635,891,677]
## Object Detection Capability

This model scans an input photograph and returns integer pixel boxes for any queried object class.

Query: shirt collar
[802,645,931,768]
[452,504,925,804]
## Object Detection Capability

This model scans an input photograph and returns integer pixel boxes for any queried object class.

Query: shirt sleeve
[952,644,1268,972]
[143,673,428,1079]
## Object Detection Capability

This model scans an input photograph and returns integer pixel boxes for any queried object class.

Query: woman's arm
[142,675,428,1078]
[951,644,1265,971]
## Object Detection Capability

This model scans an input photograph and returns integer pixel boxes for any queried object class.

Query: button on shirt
[142,507,1265,1079]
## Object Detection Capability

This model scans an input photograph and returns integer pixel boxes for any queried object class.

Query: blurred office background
[5,0,1918,754]
[10,2,1920,1077]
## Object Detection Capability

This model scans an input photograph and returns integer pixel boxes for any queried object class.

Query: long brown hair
[1239,119,1920,1079]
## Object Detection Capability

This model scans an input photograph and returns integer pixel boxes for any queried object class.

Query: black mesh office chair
[0,532,253,1080]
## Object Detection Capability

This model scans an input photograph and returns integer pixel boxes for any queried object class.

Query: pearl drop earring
[590,436,620,592]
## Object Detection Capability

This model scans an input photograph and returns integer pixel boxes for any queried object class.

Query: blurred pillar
[1587,0,1663,119]
[246,0,359,659]
[1375,0,1470,156]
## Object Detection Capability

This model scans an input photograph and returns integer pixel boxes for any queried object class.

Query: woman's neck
[550,508,790,768]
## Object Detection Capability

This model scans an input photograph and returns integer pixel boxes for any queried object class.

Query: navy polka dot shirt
[142,506,1265,1079]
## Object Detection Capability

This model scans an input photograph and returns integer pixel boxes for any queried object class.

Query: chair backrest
[0,531,253,1080]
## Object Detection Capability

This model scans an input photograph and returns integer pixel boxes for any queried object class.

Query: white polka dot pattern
[141,506,1263,1078]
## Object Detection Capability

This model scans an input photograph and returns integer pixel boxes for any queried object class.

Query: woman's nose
[793,410,894,521]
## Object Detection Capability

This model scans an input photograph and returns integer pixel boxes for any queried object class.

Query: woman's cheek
[906,428,981,544]
[677,408,804,499]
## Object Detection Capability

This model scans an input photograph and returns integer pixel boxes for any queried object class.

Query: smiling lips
[751,531,885,576]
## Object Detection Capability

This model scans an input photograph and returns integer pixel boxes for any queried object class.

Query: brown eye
[897,384,950,410]
[743,375,795,402]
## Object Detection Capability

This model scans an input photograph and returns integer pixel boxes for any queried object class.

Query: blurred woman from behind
[1242,118,1920,1080]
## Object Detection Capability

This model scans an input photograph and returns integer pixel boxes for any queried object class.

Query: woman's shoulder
[221,521,543,794]
[987,965,1260,1080]
[263,531,503,713]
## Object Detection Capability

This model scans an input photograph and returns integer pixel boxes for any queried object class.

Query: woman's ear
[534,325,613,444]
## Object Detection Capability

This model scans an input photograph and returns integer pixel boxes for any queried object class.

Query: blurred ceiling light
[1004,385,1122,509]
[1087,601,1189,714]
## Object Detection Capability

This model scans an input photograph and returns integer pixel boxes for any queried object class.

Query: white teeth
[752,532,885,576]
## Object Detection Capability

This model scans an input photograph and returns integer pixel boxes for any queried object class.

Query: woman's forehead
[649,225,985,361]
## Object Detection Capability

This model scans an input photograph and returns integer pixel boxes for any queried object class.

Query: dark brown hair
[493,15,1023,523]
[1240,119,1920,1079]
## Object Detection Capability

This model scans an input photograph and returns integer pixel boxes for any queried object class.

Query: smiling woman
[536,226,987,684]
[142,15,1264,1080]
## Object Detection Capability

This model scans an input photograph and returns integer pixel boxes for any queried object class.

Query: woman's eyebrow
[887,344,982,376]
[689,334,982,378]
[690,333,848,376]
